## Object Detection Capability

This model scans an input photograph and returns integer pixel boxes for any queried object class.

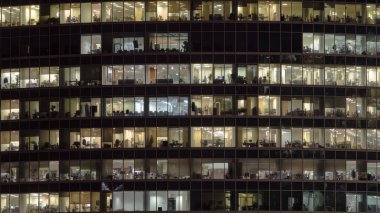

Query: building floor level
[1,0,380,212]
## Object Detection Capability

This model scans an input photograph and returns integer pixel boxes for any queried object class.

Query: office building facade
[0,0,380,212]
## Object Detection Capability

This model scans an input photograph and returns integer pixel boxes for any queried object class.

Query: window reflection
[237,96,257,116]
[3,127,380,152]
[113,36,144,53]
[2,64,380,89]
[148,97,188,116]
[0,131,19,152]
[192,0,232,21]
[149,33,188,52]
[3,2,380,26]
[64,98,101,118]
[191,127,235,147]
[258,0,280,21]
[258,96,280,116]
[81,34,102,54]
[1,69,19,89]
[21,129,59,151]
[0,67,59,89]
[1,100,19,120]
[304,33,376,56]
[105,97,144,117]
[0,5,39,27]
[280,1,302,21]
[79,3,101,23]
[258,64,280,84]
[63,67,81,86]
[237,65,257,84]
[191,95,232,116]
[3,158,380,184]
[59,3,80,23]
[10,92,380,120]
[238,127,258,148]
[1,190,380,211]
